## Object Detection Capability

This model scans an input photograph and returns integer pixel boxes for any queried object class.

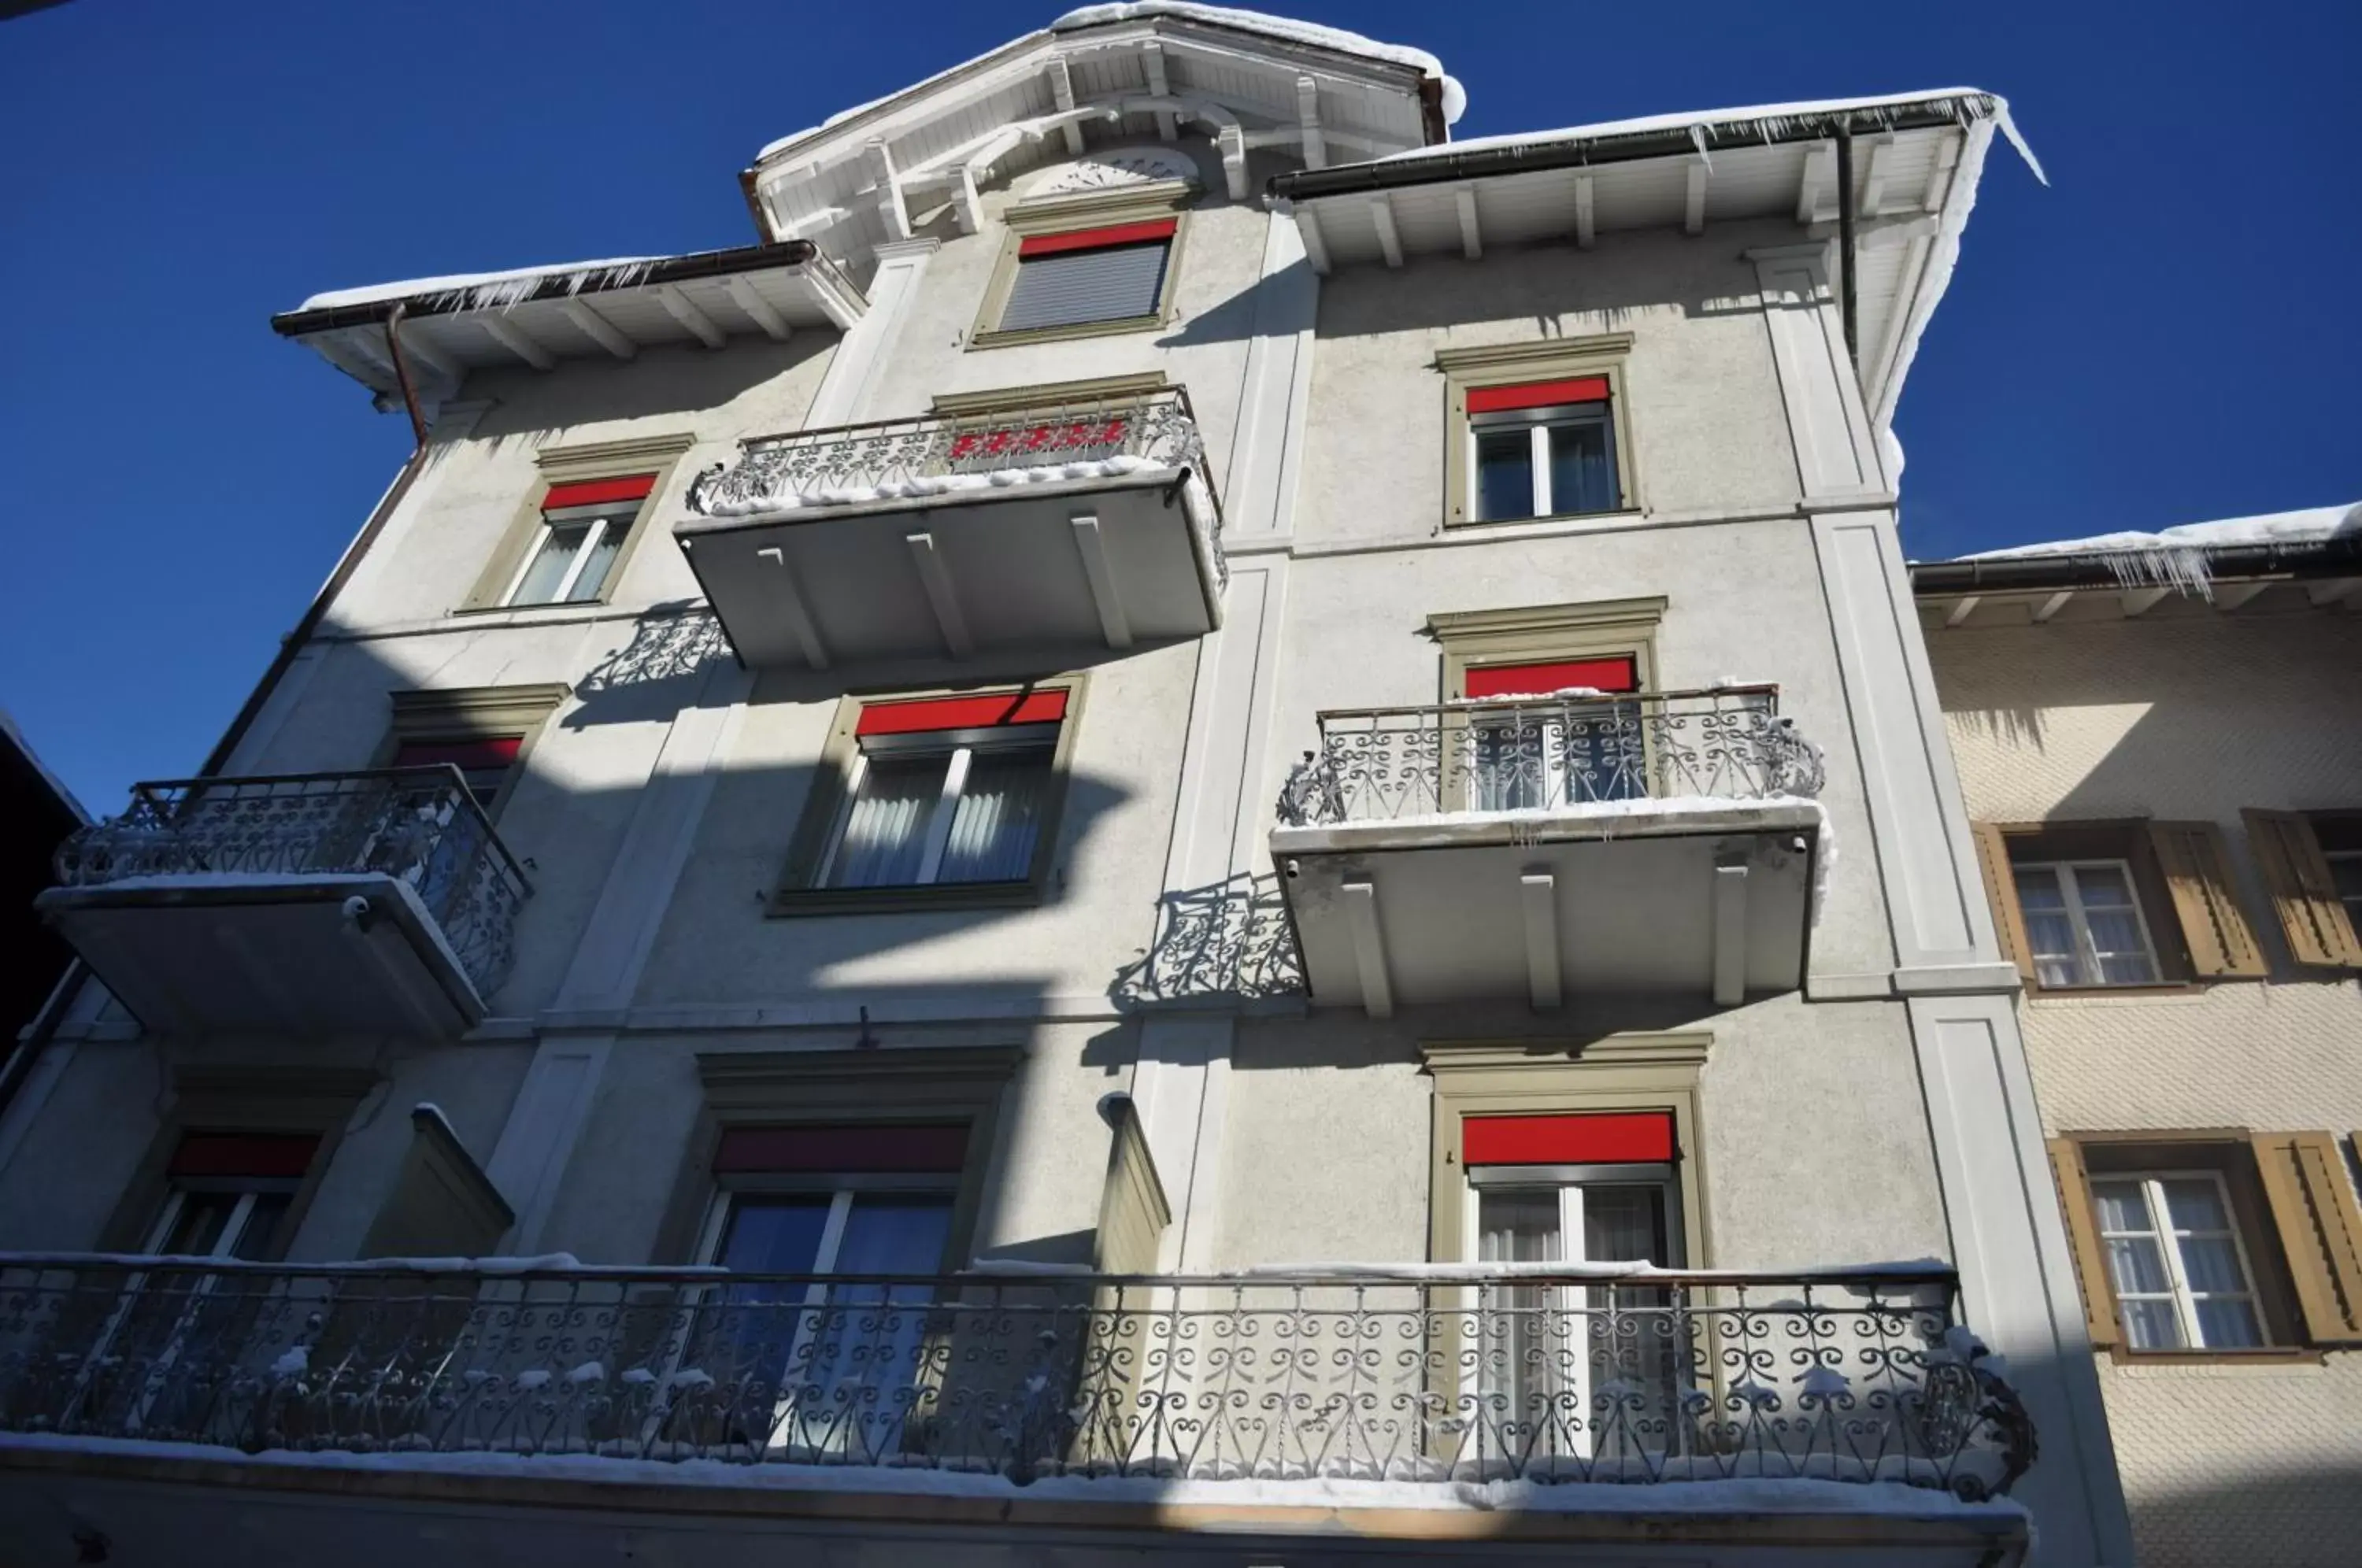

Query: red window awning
[1467,376,1612,415]
[542,473,657,511]
[855,690,1069,737]
[393,736,524,773]
[1462,657,1638,699]
[713,1123,970,1175]
[168,1132,321,1180]
[1017,218,1178,258]
[1463,1111,1675,1166]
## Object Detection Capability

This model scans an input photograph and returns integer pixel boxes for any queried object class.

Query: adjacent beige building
[1916,505,2362,1568]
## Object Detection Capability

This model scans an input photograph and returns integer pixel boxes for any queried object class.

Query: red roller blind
[542,473,657,511]
[393,737,524,772]
[1463,657,1638,699]
[855,690,1068,737]
[1463,1112,1674,1166]
[168,1132,321,1179]
[1466,376,1612,415]
[713,1124,969,1175]
[1017,218,1178,258]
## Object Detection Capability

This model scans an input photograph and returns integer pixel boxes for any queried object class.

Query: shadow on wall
[2127,1459,2362,1568]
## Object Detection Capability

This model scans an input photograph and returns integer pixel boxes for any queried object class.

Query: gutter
[1908,536,2362,595]
[1268,95,1997,201]
[271,239,823,338]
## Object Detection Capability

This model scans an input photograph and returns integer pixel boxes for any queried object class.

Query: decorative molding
[1427,596,1668,644]
[696,1044,1025,1105]
[1005,178,1197,235]
[390,683,571,738]
[1023,146,1200,197]
[1433,334,1635,375]
[931,371,1168,419]
[533,431,698,475]
[1420,1033,1713,1075]
[172,1064,385,1118]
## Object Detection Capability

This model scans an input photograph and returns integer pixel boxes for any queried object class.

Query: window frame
[500,496,642,608]
[1467,399,1622,524]
[772,678,1086,917]
[2087,1167,2270,1352]
[376,684,568,824]
[1438,335,1640,529]
[2011,857,2166,989]
[970,183,1194,351]
[459,433,694,615]
[813,723,1061,892]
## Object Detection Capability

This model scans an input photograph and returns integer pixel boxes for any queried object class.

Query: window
[2049,1132,2362,1357]
[1464,1112,1686,1459]
[390,736,523,811]
[2012,860,2160,988]
[2088,1171,2265,1350]
[973,192,1191,349]
[1972,819,2269,989]
[144,1132,317,1260]
[776,683,1081,914]
[1468,378,1621,522]
[1461,656,1644,809]
[2244,809,2362,968]
[383,684,566,818]
[503,474,654,606]
[1438,336,1637,528]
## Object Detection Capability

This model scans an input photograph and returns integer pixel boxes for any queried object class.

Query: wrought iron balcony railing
[1277,686,1827,829]
[0,1256,2029,1501]
[687,386,1216,522]
[52,768,531,1001]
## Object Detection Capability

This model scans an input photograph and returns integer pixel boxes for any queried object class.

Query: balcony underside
[676,472,1221,669]
[1272,801,1822,1015]
[37,874,488,1039]
[0,1441,2028,1566]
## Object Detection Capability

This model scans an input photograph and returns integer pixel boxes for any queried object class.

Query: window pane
[511,523,590,605]
[718,1196,833,1274]
[158,1193,240,1256]
[564,519,627,602]
[935,746,1053,884]
[2175,1234,2249,1296]
[2072,864,2136,908]
[2104,1236,2172,1296]
[2160,1178,2231,1233]
[2014,866,2068,911]
[1547,419,1616,514]
[2091,1179,2156,1235]
[1474,428,1535,522]
[1477,1189,1560,1263]
[2120,1298,2184,1351]
[1474,715,1551,811]
[2086,907,2157,985]
[228,1193,292,1260]
[827,756,942,888]
[2194,1296,2264,1349]
[831,1196,954,1282]
[1581,1185,1666,1265]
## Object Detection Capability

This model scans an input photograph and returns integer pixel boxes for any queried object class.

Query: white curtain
[829,759,936,887]
[935,749,1051,883]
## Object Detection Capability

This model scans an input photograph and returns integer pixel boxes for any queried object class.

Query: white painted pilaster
[803,239,939,428]
[1747,246,1886,501]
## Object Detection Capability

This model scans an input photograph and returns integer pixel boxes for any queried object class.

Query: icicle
[1990,101,2049,187]
[1686,122,1712,172]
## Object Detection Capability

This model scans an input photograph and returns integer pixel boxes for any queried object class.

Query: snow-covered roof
[298,257,661,316]
[1957,502,2360,562]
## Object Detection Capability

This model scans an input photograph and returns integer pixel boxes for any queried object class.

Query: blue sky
[2,0,2353,810]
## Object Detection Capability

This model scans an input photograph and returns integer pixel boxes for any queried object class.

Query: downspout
[1834,130,1859,362]
[384,300,431,453]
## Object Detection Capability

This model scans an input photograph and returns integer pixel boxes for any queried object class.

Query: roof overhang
[271,241,864,399]
[1269,90,2037,434]
[744,8,1449,282]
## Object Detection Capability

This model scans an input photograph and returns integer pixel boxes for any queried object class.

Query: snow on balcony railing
[0,1256,2029,1500]
[1276,686,1827,828]
[51,769,531,1001]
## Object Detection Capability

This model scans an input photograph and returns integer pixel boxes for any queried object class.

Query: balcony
[38,770,529,1038]
[0,1254,2030,1558]
[1272,687,1827,1015]
[676,388,1227,669]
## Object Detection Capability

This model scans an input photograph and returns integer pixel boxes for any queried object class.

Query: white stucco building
[2,9,2131,1563]
[1916,505,2362,1568]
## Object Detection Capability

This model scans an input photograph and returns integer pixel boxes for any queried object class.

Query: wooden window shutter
[2046,1137,2120,1349]
[2146,821,2268,978]
[2242,809,2362,968]
[2250,1131,2362,1345]
[1972,824,2035,982]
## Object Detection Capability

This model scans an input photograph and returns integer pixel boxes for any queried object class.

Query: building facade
[1916,507,2362,1568]
[2,9,2131,1563]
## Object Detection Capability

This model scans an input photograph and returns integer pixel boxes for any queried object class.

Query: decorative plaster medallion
[1025,146,1198,196]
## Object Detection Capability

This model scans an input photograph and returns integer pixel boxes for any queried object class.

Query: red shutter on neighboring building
[542,473,657,511]
[392,737,524,773]
[168,1133,322,1179]
[1466,377,1612,414]
[1462,657,1638,699]
[713,1124,970,1175]
[855,690,1069,737]
[1463,1112,1675,1166]
[1016,218,1179,258]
